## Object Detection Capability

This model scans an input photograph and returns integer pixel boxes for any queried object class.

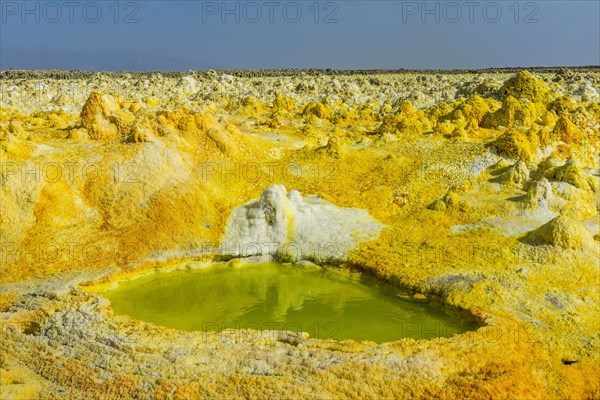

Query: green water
[103,262,479,343]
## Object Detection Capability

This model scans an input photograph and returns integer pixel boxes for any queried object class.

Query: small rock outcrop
[493,129,537,162]
[525,215,595,250]
[219,185,384,263]
[377,101,432,137]
[544,159,597,192]
[500,70,551,104]
[526,177,553,205]
[552,115,583,144]
[79,92,123,140]
[428,190,465,211]
[314,136,344,158]
[303,102,331,119]
[499,160,530,185]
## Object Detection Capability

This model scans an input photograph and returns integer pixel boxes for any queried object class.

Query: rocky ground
[0,68,599,399]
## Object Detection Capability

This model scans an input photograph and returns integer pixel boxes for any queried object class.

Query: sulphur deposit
[0,68,599,399]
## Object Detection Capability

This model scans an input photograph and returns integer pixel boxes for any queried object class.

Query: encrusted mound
[526,177,553,205]
[525,215,595,249]
[219,185,384,263]
[500,70,551,103]
[544,159,598,192]
[493,129,537,162]
[499,160,530,185]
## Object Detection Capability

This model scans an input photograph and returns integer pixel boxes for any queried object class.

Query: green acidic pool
[102,262,479,343]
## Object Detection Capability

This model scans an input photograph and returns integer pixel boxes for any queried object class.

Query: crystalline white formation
[219,185,384,263]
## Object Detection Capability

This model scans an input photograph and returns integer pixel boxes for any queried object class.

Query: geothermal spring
[0,69,599,399]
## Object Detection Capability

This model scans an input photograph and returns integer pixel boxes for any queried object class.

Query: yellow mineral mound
[125,120,156,143]
[428,190,464,211]
[493,129,537,162]
[33,180,95,228]
[453,95,495,126]
[79,92,132,141]
[483,95,546,129]
[272,94,295,113]
[552,115,583,144]
[538,155,564,171]
[500,70,551,104]
[377,101,431,137]
[545,159,597,192]
[206,125,239,157]
[0,120,26,140]
[526,177,553,205]
[449,125,469,140]
[499,160,530,185]
[487,158,511,176]
[176,112,200,132]
[526,215,595,249]
[433,96,496,139]
[0,133,35,159]
[303,102,331,119]
[237,96,267,116]
[154,109,189,136]
[536,110,558,129]
[315,136,344,158]
[549,95,576,115]
[529,124,553,148]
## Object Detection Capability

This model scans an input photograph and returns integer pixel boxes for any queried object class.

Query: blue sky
[1,0,598,70]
